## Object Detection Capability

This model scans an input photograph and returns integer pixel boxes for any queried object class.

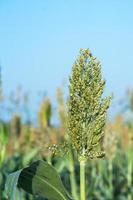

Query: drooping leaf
[5,160,72,200]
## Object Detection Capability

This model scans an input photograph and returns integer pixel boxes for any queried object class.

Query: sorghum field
[0,49,133,200]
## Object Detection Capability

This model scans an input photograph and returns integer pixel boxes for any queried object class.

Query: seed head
[68,49,111,160]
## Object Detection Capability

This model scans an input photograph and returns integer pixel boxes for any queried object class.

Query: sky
[0,0,133,120]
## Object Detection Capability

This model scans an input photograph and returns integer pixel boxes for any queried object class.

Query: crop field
[0,49,133,200]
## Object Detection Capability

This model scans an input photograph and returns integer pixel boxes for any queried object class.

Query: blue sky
[0,0,133,119]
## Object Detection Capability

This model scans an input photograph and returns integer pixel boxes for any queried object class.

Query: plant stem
[70,167,79,200]
[69,150,79,200]
[127,151,132,200]
[80,159,86,200]
[108,160,113,199]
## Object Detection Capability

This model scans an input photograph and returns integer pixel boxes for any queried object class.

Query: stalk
[80,159,86,200]
[108,160,113,199]
[70,167,79,200]
[69,150,79,200]
[127,151,132,200]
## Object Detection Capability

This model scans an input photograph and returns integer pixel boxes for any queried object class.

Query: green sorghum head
[68,48,111,160]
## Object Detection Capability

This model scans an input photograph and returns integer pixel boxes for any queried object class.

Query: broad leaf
[5,160,72,200]
[5,169,23,200]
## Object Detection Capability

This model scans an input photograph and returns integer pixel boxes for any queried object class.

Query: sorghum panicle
[68,49,111,160]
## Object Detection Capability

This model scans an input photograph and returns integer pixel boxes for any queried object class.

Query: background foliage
[0,85,133,200]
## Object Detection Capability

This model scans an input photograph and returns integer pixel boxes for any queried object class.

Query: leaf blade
[5,169,22,200]
[5,160,72,200]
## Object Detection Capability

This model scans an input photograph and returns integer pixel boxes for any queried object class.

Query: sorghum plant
[68,49,111,200]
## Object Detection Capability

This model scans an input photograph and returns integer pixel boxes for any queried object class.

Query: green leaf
[5,169,23,200]
[5,160,72,200]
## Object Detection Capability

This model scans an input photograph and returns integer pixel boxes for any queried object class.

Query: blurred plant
[0,69,8,167]
[124,91,133,200]
[38,97,51,129]
[57,88,67,131]
[129,89,133,112]
[118,88,133,200]
[103,122,118,199]
[10,114,21,137]
[104,114,133,200]
[36,97,61,165]
[0,123,9,167]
